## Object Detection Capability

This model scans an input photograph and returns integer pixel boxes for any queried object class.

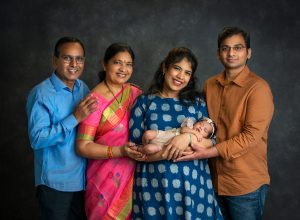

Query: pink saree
[77,84,142,220]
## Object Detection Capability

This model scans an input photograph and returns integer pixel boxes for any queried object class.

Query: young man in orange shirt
[177,27,274,219]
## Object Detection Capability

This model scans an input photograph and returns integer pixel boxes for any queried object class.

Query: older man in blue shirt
[26,37,97,220]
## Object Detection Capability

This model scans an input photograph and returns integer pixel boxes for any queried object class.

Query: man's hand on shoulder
[73,94,98,123]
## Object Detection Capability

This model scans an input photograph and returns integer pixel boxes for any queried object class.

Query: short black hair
[54,36,85,57]
[218,27,250,49]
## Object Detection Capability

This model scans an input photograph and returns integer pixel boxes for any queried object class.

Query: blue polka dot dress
[129,94,223,220]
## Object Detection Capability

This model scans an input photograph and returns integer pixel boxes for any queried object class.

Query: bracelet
[211,138,217,146]
[107,146,113,158]
[175,128,180,136]
[172,128,180,136]
[189,134,192,146]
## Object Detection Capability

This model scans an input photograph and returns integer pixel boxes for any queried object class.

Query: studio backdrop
[1,0,299,219]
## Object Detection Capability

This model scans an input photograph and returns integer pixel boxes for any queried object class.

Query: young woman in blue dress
[128,47,223,220]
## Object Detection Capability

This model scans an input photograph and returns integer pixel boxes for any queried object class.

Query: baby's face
[193,121,213,138]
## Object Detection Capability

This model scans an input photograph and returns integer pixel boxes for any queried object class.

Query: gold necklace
[104,80,124,108]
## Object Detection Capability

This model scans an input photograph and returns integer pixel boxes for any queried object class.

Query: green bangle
[189,134,192,146]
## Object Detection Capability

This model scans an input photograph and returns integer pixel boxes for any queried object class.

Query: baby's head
[193,117,216,138]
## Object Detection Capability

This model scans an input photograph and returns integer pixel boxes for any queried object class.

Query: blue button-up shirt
[26,72,90,192]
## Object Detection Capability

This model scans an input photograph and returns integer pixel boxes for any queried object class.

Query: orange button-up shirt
[204,65,274,196]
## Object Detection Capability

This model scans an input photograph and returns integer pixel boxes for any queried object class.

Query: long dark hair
[147,47,202,105]
[98,43,135,82]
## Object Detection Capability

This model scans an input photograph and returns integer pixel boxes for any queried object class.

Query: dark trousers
[216,184,268,220]
[36,185,87,220]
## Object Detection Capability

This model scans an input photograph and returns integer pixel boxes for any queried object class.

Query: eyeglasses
[220,45,246,52]
[60,55,85,64]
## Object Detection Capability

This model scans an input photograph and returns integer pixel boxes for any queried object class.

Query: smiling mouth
[68,68,79,73]
[173,79,183,86]
[116,72,127,78]
[226,57,238,62]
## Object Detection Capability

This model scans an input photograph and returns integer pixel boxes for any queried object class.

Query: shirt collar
[50,72,81,92]
[216,65,250,87]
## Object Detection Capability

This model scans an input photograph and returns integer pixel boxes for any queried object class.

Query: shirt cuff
[211,138,217,146]
[62,114,78,131]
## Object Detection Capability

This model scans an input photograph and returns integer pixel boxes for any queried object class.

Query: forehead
[194,121,204,127]
[59,42,84,55]
[173,58,192,70]
[110,51,133,62]
[221,34,246,46]
[195,121,212,128]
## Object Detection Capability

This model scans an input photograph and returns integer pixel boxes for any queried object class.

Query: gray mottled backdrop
[1,0,299,219]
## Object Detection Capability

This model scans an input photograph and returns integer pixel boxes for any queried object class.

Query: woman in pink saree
[76,43,142,220]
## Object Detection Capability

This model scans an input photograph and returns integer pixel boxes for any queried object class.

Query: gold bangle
[107,146,113,158]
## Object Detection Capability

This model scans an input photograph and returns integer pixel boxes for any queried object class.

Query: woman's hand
[175,140,218,162]
[123,142,146,161]
[163,133,191,161]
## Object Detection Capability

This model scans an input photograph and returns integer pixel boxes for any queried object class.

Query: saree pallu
[77,84,142,220]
